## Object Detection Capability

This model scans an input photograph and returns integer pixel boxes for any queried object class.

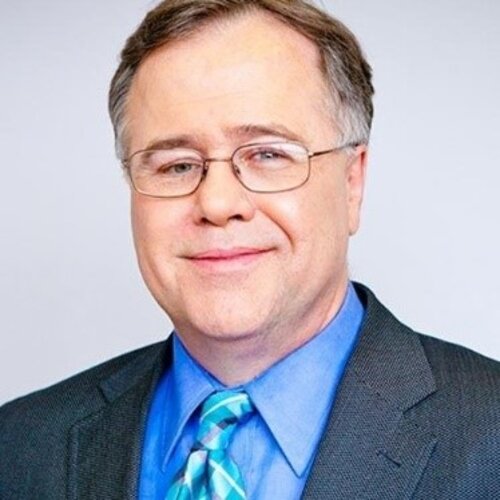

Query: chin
[179,307,273,344]
[203,315,267,340]
[164,282,273,331]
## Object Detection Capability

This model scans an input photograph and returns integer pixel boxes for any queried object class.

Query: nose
[193,159,256,227]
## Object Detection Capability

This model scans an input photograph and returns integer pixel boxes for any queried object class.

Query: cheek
[131,196,184,276]
[258,180,347,259]
[132,198,160,253]
[291,177,350,261]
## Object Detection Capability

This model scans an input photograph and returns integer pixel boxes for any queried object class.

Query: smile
[186,247,272,271]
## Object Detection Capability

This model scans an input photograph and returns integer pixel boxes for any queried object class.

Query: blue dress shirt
[139,283,364,499]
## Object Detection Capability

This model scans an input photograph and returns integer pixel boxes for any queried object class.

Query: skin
[126,12,368,385]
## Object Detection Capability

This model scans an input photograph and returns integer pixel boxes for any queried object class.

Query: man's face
[126,13,366,353]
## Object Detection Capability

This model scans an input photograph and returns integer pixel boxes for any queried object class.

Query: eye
[252,148,288,162]
[156,161,202,177]
[240,144,296,170]
[159,162,192,174]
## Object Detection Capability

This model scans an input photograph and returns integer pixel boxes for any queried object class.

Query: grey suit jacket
[1,284,499,499]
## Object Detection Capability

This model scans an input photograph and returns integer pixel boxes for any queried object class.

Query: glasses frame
[122,140,359,199]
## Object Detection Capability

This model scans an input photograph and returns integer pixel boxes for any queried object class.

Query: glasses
[122,141,357,198]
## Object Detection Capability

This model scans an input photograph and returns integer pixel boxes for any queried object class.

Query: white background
[1,0,499,404]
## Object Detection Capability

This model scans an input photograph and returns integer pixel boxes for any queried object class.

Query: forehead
[126,11,335,151]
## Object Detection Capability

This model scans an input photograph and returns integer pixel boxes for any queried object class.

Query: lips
[188,247,271,261]
[182,247,273,274]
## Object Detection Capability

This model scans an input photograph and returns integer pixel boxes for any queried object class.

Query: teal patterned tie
[166,391,254,500]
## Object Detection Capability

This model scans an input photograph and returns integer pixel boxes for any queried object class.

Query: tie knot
[196,391,254,451]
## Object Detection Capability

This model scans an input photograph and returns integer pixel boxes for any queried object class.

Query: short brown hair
[109,0,374,158]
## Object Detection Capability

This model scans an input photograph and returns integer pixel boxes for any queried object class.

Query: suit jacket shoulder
[303,283,500,499]
[414,332,500,496]
[0,341,167,499]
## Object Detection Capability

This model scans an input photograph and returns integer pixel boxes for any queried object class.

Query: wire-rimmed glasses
[122,141,357,198]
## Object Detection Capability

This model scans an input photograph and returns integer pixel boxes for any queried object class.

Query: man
[1,0,499,498]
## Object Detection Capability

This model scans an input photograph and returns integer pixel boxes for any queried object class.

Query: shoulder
[354,281,499,439]
[355,283,500,495]
[415,332,500,442]
[409,334,500,495]
[418,331,500,393]
[0,341,165,456]
[0,341,166,497]
[355,281,500,397]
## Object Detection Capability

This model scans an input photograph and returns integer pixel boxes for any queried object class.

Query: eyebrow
[135,123,305,157]
[143,135,197,152]
[226,123,304,143]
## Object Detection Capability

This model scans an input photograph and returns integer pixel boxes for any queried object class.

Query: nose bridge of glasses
[196,155,249,201]
[202,156,241,176]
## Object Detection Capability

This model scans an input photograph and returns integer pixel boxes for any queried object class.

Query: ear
[345,144,368,236]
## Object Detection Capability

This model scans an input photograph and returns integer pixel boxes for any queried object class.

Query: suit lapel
[68,341,171,500]
[303,285,437,499]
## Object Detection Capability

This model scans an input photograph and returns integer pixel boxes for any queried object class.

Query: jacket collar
[302,283,437,499]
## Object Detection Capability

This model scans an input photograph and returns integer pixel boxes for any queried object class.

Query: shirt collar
[162,282,364,476]
[245,283,364,476]
[161,335,219,468]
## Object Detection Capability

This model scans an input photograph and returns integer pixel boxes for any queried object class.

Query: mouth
[185,247,273,270]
